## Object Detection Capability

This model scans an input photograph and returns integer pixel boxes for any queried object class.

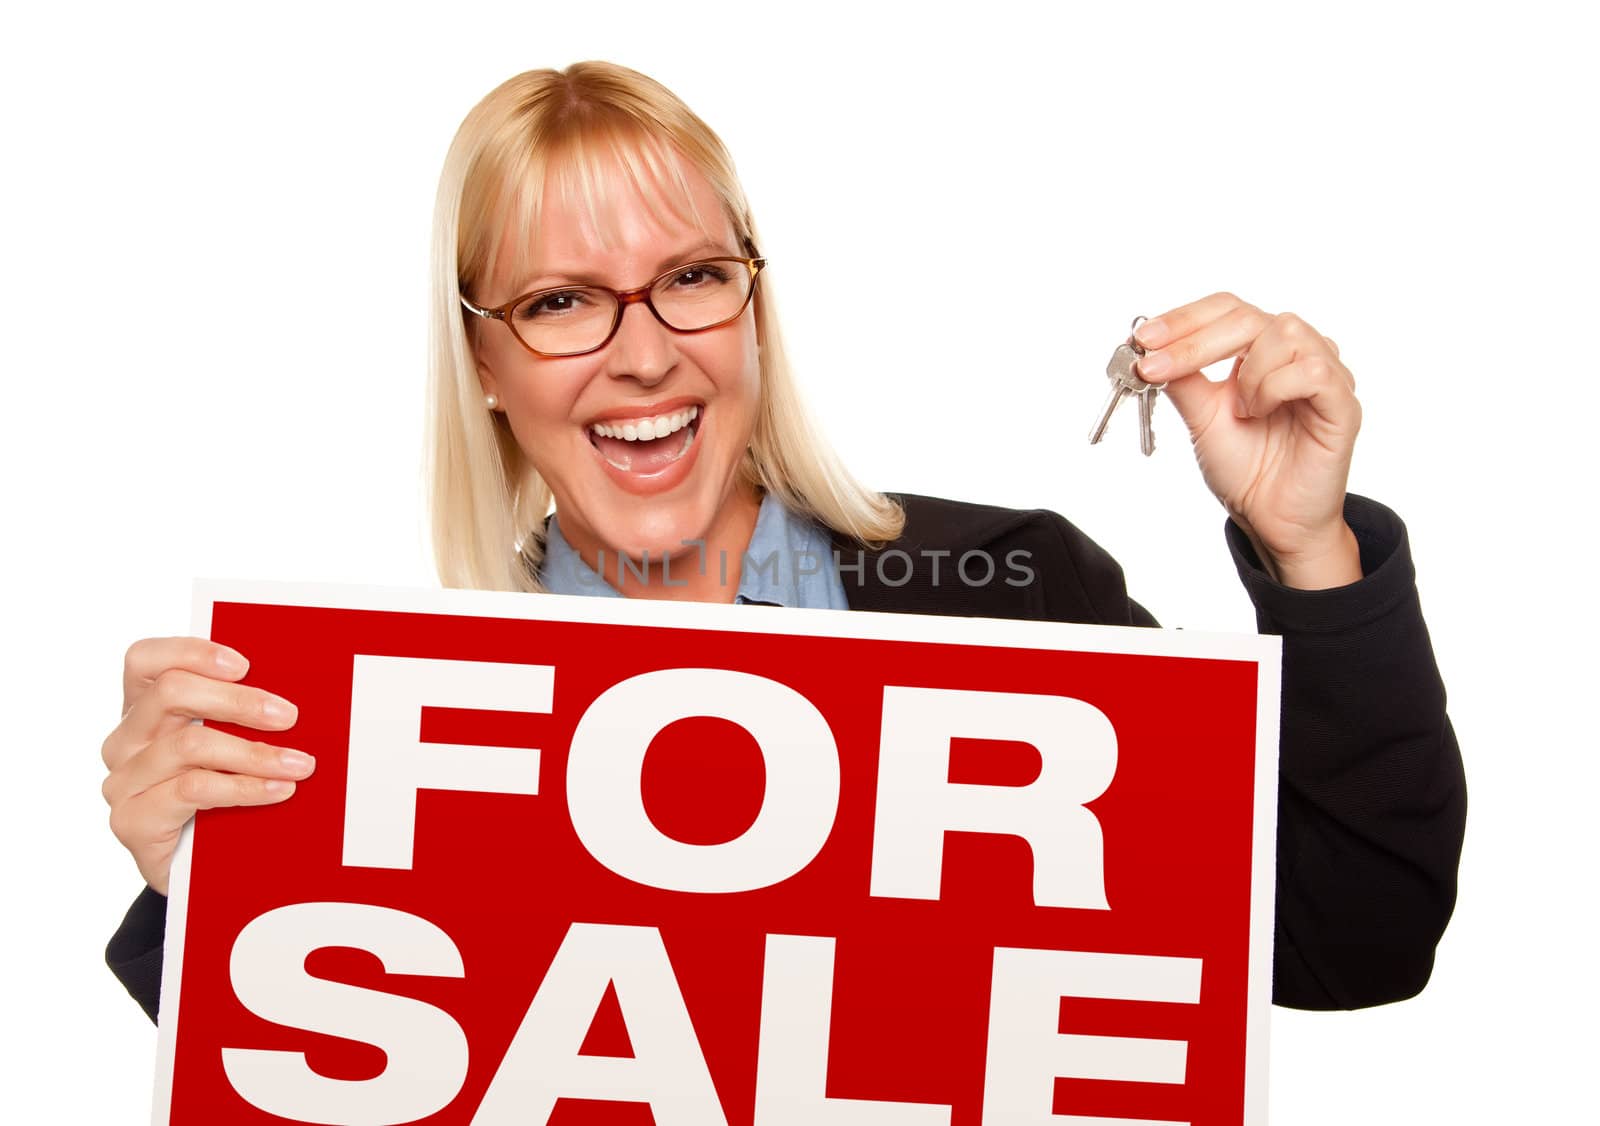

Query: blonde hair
[426,61,904,592]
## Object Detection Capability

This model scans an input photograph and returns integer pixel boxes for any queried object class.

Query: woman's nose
[605,299,677,384]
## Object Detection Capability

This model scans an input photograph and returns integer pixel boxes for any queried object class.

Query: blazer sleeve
[107,884,167,1024]
[1223,494,1466,1009]
[1043,493,1466,1009]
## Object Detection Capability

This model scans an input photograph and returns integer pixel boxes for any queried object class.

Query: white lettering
[755,934,951,1125]
[475,923,725,1125]
[223,902,468,1124]
[567,668,840,892]
[871,687,1117,909]
[982,947,1203,1125]
[343,655,550,869]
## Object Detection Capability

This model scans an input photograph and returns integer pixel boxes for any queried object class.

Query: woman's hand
[101,638,313,895]
[1131,292,1363,590]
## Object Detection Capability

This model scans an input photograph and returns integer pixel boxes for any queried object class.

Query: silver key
[1088,342,1145,444]
[1088,317,1161,456]
[1137,383,1157,455]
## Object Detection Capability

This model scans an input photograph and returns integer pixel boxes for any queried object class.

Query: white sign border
[153,577,1281,1125]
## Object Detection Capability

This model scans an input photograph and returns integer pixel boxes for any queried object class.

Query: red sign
[154,580,1279,1125]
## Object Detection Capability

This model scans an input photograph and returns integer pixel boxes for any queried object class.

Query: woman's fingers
[1132,293,1271,376]
[105,668,298,769]
[1135,303,1273,383]
[123,636,249,712]
[109,770,298,893]
[104,635,305,894]
[1234,314,1355,408]
[101,722,315,808]
[1125,297,1272,431]
[1138,303,1355,435]
[1236,354,1362,434]
[1132,292,1245,351]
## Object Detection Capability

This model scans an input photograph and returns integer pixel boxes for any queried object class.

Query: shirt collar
[537,512,623,598]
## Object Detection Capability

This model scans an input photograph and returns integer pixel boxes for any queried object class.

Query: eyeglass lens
[509,259,754,355]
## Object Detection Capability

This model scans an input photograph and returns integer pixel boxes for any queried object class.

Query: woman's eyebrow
[511,240,735,294]
[652,240,732,272]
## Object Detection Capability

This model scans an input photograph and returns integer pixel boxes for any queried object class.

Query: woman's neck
[564,481,765,604]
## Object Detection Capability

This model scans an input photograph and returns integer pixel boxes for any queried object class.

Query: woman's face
[472,160,761,569]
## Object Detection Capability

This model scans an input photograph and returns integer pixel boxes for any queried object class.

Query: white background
[2,0,1594,1121]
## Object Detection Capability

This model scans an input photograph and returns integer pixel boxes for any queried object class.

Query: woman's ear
[474,342,502,409]
[465,318,500,407]
[476,358,498,403]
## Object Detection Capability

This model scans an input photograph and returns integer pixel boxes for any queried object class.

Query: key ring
[1128,315,1148,357]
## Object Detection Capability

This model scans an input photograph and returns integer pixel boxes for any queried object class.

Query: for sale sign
[154,580,1279,1125]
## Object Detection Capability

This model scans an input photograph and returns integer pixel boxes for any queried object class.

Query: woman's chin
[560,487,715,564]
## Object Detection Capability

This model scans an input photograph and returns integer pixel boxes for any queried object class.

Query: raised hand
[1132,292,1363,590]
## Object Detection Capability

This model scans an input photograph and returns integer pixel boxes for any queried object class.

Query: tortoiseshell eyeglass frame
[459,251,767,359]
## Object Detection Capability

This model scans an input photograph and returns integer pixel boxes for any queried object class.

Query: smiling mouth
[587,404,699,474]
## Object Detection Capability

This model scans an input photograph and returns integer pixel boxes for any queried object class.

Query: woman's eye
[671,264,730,288]
[520,290,588,319]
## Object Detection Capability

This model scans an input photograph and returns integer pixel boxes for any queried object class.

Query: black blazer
[107,491,1464,1019]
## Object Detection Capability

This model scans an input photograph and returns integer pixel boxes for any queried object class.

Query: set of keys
[1088,315,1160,456]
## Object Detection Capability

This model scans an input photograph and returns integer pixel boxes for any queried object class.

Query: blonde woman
[102,62,1465,1021]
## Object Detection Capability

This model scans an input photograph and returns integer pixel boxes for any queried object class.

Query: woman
[102,61,1465,1022]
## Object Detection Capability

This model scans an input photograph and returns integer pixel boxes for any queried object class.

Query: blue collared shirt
[539,492,851,609]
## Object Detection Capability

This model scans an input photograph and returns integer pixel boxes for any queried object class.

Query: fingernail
[1138,350,1171,378]
[280,750,315,775]
[215,646,248,676]
[262,695,298,724]
[264,779,295,796]
[1235,395,1252,418]
[1134,318,1169,348]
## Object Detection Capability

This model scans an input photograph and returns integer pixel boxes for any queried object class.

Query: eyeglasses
[460,255,767,358]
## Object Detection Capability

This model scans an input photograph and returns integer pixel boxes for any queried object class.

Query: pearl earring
[484,394,499,411]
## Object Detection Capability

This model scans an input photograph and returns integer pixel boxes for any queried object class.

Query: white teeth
[589,404,698,442]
